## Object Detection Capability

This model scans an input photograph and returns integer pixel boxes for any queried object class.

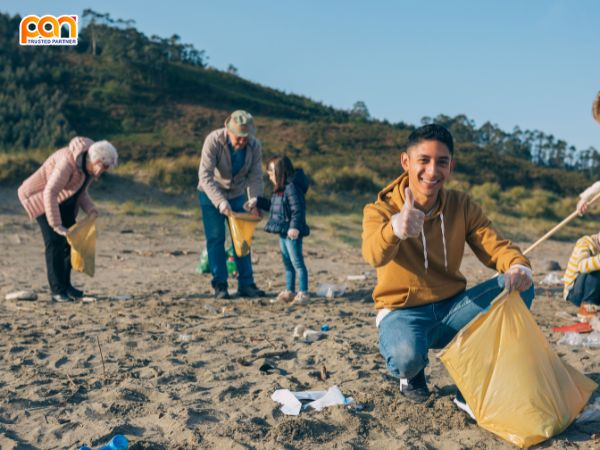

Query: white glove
[218,200,232,216]
[243,197,257,211]
[391,188,425,240]
[54,225,68,237]
[504,265,533,292]
[287,228,300,240]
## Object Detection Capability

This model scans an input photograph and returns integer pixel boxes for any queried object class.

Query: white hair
[88,140,118,168]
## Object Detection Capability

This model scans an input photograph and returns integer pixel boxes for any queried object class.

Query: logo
[20,15,78,46]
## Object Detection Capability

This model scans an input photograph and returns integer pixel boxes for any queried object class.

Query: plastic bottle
[226,245,238,276]
[226,255,238,277]
[98,434,128,450]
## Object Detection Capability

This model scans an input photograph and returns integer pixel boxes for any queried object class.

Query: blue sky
[5,1,600,151]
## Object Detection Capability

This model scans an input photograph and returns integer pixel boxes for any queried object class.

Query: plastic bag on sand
[558,331,600,347]
[540,272,562,286]
[228,213,260,257]
[439,290,597,448]
[271,385,353,416]
[67,215,96,277]
[316,283,346,298]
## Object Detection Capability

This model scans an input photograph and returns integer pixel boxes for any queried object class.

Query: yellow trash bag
[228,212,261,257]
[439,290,597,448]
[67,214,96,277]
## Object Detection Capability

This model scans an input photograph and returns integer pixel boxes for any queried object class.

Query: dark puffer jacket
[257,169,310,237]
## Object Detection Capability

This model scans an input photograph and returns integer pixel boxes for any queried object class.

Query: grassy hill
[1,10,598,241]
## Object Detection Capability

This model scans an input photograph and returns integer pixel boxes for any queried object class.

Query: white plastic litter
[5,290,37,301]
[110,294,132,301]
[293,325,324,343]
[540,272,563,286]
[558,331,600,347]
[293,325,305,338]
[346,274,366,281]
[271,389,302,415]
[271,385,353,415]
[316,283,346,298]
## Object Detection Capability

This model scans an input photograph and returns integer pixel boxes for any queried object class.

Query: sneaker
[453,390,475,420]
[272,290,295,303]
[51,293,72,303]
[237,284,266,298]
[399,369,430,403]
[292,291,310,305]
[577,303,598,322]
[66,286,84,299]
[214,283,231,300]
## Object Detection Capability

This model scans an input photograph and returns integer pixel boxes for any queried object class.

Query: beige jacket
[197,128,264,207]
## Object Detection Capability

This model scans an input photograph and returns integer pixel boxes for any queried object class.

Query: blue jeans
[279,237,308,292]
[378,275,535,380]
[567,271,600,306]
[199,191,254,288]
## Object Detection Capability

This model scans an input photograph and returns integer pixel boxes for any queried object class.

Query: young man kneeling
[362,124,534,405]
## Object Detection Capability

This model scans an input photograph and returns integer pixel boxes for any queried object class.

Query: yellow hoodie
[362,173,530,310]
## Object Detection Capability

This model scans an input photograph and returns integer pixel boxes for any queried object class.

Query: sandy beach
[0,187,598,450]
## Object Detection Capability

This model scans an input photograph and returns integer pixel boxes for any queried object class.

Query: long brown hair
[266,155,294,192]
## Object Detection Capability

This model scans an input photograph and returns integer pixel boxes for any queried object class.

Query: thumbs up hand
[391,187,425,240]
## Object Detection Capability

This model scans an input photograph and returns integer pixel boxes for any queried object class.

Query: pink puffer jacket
[18,137,96,228]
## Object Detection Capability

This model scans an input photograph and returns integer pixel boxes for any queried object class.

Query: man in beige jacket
[198,110,265,299]
[362,124,533,406]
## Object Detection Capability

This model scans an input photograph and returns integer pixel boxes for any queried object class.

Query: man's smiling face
[400,139,455,210]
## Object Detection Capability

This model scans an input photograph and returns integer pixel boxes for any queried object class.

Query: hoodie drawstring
[420,228,428,271]
[420,212,448,272]
[440,213,448,271]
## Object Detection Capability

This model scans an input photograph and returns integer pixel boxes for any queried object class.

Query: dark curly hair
[407,124,454,155]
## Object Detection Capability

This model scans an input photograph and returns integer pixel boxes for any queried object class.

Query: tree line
[0,10,597,190]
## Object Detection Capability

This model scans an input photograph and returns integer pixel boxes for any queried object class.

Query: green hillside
[1,10,599,239]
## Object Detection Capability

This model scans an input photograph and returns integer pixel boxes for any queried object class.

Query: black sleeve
[256,196,271,211]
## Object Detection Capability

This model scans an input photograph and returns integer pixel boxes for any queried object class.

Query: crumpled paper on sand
[271,385,353,415]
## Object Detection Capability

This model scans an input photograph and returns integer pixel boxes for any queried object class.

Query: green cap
[225,110,256,137]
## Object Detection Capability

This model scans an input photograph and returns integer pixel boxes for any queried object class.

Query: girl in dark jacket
[246,156,310,304]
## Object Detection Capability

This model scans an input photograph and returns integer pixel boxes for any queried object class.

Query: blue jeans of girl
[378,275,535,381]
[279,236,308,292]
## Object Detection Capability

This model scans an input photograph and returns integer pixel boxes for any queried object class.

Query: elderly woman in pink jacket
[18,137,118,302]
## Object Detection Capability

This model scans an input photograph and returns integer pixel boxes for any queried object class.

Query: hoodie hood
[68,137,94,170]
[290,168,309,194]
